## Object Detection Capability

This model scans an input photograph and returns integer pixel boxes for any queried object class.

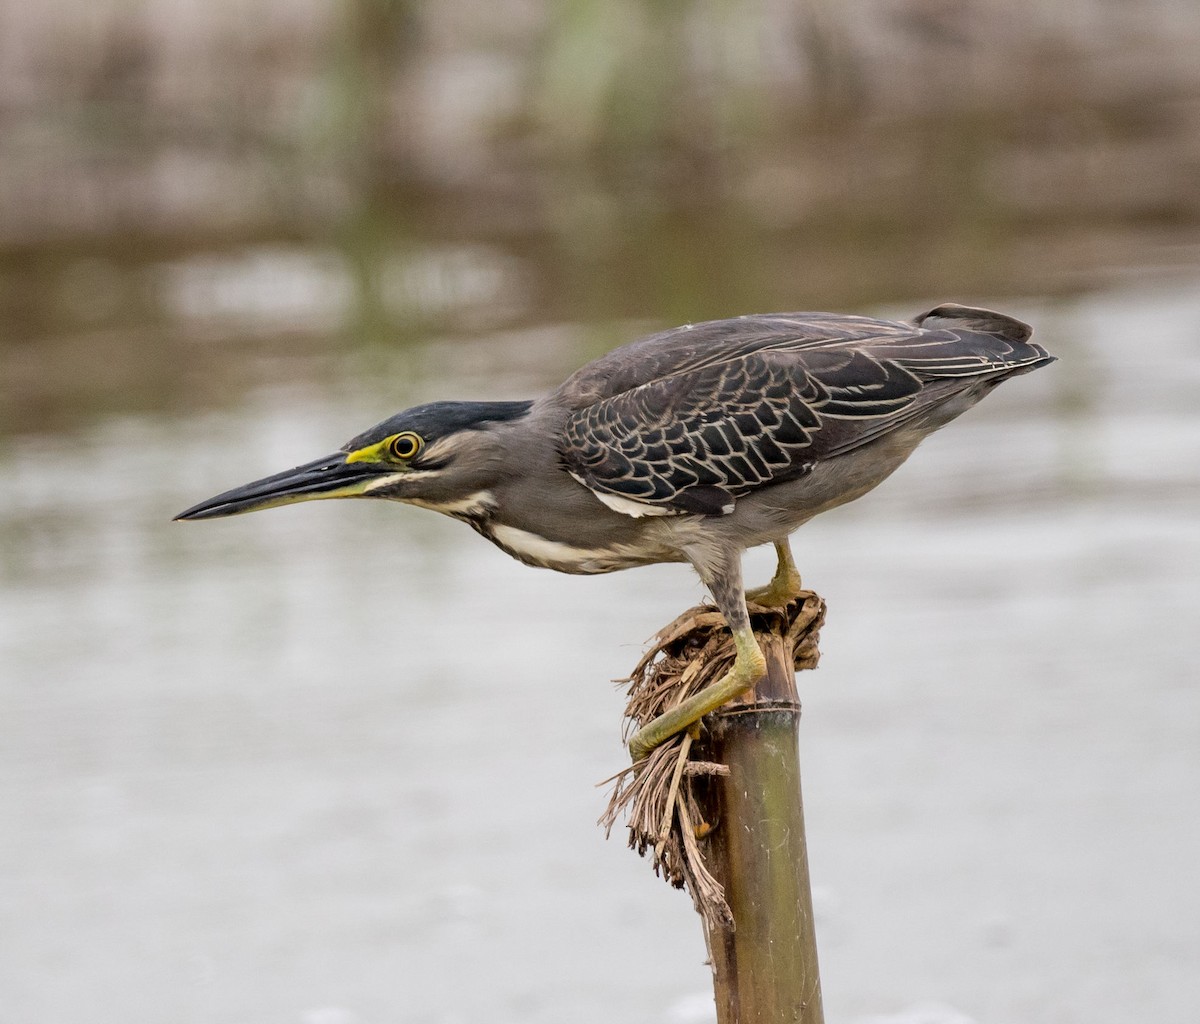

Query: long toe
[745,571,804,608]
[628,636,767,761]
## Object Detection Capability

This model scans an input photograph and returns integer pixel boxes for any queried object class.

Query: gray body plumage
[179,303,1053,583]
[403,304,1052,582]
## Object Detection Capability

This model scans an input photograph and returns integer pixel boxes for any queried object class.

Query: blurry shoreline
[5,1,1200,240]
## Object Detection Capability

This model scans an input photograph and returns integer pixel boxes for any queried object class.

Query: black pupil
[394,436,416,457]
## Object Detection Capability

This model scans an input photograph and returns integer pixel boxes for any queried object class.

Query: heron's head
[175,400,532,521]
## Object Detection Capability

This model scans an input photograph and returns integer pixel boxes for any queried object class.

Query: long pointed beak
[175,453,401,521]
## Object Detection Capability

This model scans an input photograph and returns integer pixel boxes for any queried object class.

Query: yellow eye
[388,432,423,460]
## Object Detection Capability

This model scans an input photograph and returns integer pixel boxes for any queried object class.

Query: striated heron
[177,303,1054,760]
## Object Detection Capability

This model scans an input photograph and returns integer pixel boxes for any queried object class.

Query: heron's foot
[745,540,803,608]
[744,568,804,609]
[628,630,766,761]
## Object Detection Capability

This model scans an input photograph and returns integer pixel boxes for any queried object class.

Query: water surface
[2,276,1198,1024]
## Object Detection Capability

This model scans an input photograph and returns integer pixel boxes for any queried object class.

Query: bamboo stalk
[701,631,824,1023]
[604,596,825,1023]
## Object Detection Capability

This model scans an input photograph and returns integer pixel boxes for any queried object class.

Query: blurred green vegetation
[2,0,1199,437]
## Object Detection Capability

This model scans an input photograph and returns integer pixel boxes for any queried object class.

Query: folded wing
[559,305,1053,517]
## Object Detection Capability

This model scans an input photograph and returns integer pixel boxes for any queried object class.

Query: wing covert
[559,305,1052,517]
[563,354,829,516]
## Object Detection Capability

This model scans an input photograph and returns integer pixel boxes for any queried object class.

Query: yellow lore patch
[345,432,423,465]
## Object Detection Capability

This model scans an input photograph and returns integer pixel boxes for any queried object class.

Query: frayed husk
[600,593,825,930]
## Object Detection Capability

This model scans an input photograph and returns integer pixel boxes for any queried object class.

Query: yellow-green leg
[745,539,803,608]
[628,628,766,761]
[629,545,768,762]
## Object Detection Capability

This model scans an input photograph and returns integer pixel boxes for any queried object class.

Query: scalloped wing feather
[559,306,1052,517]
